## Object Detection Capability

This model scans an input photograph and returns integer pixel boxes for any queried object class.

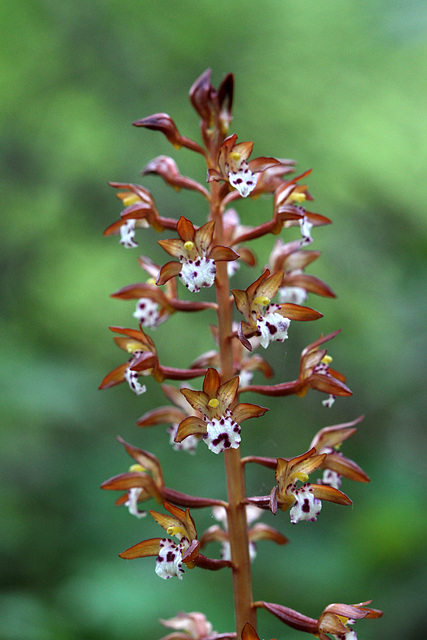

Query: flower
[159,611,215,640]
[175,368,267,454]
[99,326,209,394]
[317,601,383,640]
[272,173,331,236]
[98,326,158,395]
[200,505,287,563]
[136,383,204,454]
[157,216,238,293]
[119,502,198,580]
[268,238,335,305]
[254,600,382,639]
[207,134,284,198]
[104,182,174,245]
[232,269,322,351]
[247,448,352,522]
[141,155,210,200]
[309,416,370,487]
[190,324,273,390]
[101,437,224,513]
[240,330,352,403]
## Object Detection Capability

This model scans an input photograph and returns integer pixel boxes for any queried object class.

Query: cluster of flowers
[100,70,382,640]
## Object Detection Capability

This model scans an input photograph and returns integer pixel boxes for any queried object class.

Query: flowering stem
[210,181,256,635]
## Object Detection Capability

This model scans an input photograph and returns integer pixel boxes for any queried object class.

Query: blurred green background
[1,1,426,639]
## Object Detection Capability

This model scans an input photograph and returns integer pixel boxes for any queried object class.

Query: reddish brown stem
[210,180,257,635]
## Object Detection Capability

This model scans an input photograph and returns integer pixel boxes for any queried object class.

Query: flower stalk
[100,69,382,640]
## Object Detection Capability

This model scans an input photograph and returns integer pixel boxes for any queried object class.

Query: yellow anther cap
[254,296,271,306]
[129,464,145,473]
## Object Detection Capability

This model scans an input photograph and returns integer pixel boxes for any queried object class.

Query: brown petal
[98,363,128,389]
[309,416,364,451]
[100,472,157,493]
[119,538,162,559]
[235,245,256,266]
[136,406,186,427]
[129,352,158,372]
[311,484,352,505]
[232,289,250,318]
[255,271,283,301]
[248,523,288,546]
[117,436,164,485]
[232,403,268,423]
[199,525,229,546]
[237,322,253,351]
[203,367,221,396]
[158,238,185,258]
[278,303,323,321]
[177,216,196,242]
[284,273,336,298]
[217,376,239,408]
[323,452,370,483]
[157,261,182,286]
[195,219,215,250]
[175,416,207,442]
[308,373,352,396]
[208,245,239,262]
[180,388,209,412]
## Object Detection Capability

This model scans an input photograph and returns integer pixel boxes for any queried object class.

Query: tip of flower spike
[254,296,271,306]
[129,464,145,472]
[184,241,195,251]
[208,398,220,408]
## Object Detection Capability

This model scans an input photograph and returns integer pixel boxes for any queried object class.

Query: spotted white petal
[179,256,216,293]
[318,468,342,490]
[133,298,163,328]
[228,161,258,198]
[278,285,307,305]
[124,366,147,396]
[120,219,138,248]
[322,394,336,408]
[256,306,291,349]
[299,216,313,247]
[204,414,241,454]
[168,423,199,454]
[155,539,185,580]
[289,483,322,523]
[124,487,147,519]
